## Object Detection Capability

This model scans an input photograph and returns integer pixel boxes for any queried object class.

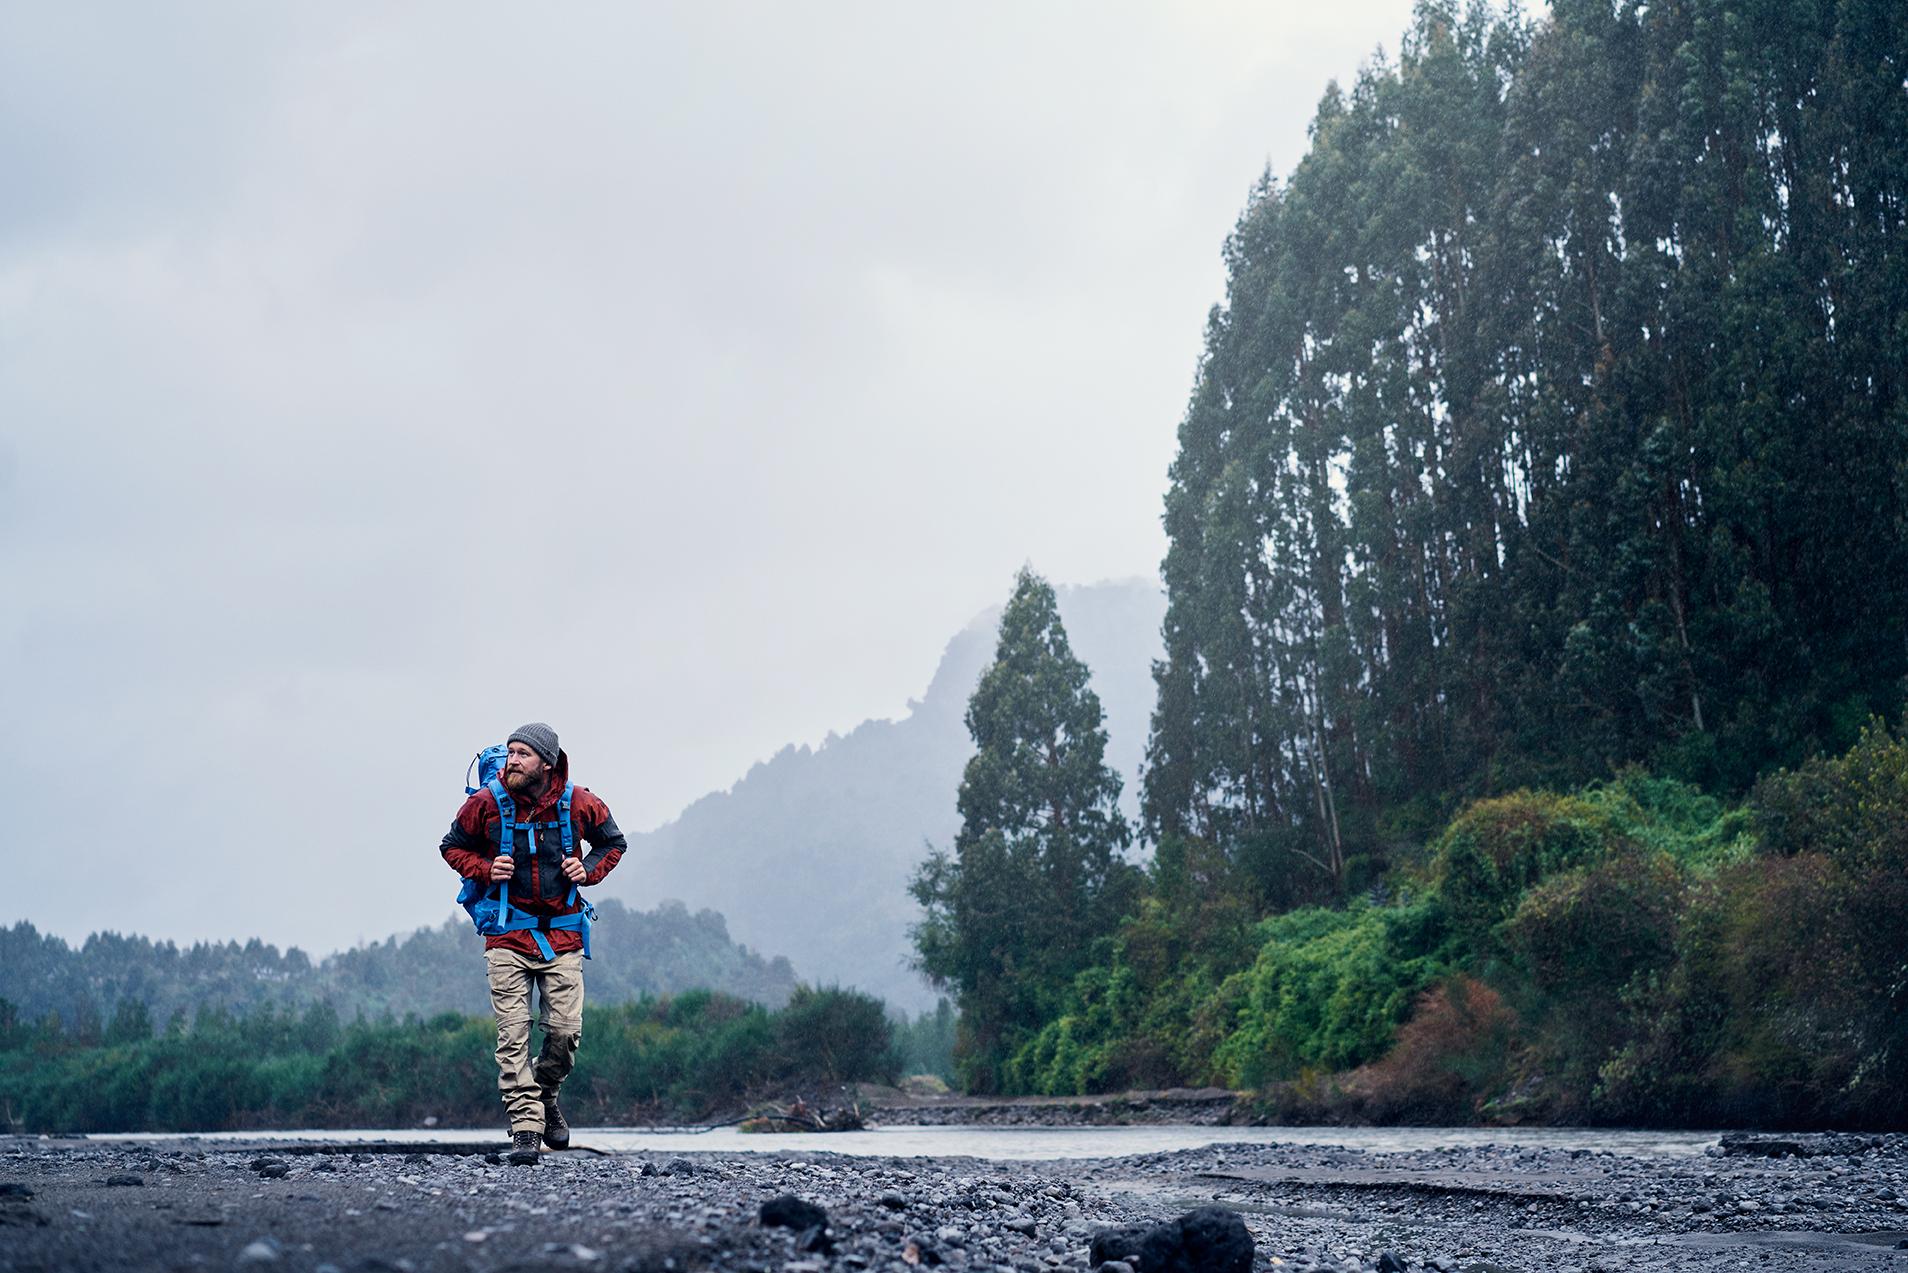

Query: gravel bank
[3,1132,1905,1272]
[866,1088,1240,1127]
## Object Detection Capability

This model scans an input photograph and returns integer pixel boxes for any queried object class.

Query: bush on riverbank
[0,986,899,1134]
[997,727,1908,1130]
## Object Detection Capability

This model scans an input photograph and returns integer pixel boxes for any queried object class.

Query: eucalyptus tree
[1143,0,1908,903]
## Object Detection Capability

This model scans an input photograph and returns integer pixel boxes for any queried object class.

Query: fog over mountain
[599,578,1165,1011]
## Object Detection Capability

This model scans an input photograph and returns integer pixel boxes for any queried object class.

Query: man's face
[502,742,549,792]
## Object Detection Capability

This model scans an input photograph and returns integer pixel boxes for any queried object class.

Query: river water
[102,1123,1723,1160]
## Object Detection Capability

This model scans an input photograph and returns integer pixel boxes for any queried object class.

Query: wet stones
[6,1132,1907,1273]
[901,1235,944,1266]
[1718,1133,1881,1158]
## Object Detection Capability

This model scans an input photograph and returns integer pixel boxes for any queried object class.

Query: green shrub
[1753,719,1908,872]
[1003,962,1126,1095]
[774,986,899,1087]
[1001,925,1252,1096]
[1498,847,1685,1111]
[1578,770,1755,870]
[1214,903,1444,1087]
[1427,792,1619,954]
[1596,854,1854,1125]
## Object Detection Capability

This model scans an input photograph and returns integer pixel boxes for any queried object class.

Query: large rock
[1089,1207,1252,1273]
[1090,1225,1155,1268]
[760,1195,828,1232]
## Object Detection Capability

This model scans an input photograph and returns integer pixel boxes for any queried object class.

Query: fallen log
[737,1097,866,1133]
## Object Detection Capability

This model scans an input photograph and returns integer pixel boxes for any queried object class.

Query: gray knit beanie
[507,722,560,768]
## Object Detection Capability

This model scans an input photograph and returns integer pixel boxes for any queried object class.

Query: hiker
[439,723,626,1164]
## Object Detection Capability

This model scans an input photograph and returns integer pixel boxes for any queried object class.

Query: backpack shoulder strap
[486,777,516,826]
[559,782,578,905]
[485,777,518,920]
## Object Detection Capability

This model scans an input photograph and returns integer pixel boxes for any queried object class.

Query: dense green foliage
[1598,724,1908,1125]
[911,570,1143,1089]
[995,732,1908,1128]
[1145,0,1908,896]
[0,898,799,1035]
[0,985,899,1134]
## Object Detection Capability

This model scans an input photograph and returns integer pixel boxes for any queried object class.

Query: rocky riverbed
[3,1131,1905,1273]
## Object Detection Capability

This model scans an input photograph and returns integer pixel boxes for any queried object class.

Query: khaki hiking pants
[485,947,584,1135]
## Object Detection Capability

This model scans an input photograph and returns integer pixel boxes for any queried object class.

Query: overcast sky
[2,1,1422,957]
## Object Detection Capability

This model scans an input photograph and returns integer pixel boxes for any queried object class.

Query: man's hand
[489,855,515,882]
[560,856,587,884]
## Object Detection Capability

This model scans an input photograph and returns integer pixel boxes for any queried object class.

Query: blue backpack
[455,745,595,960]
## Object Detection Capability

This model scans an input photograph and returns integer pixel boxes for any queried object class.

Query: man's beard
[502,768,545,795]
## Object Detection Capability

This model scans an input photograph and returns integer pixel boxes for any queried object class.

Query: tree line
[0,986,924,1134]
[1,898,800,1036]
[914,0,1908,1126]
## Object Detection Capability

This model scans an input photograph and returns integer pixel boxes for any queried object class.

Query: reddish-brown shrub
[1349,977,1521,1124]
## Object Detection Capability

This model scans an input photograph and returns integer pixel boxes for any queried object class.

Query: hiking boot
[507,1129,541,1166]
[541,1094,570,1150]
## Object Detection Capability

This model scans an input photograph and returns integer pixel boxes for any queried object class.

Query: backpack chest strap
[483,780,582,924]
[485,782,576,856]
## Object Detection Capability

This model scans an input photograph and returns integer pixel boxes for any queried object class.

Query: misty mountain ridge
[603,577,1166,1011]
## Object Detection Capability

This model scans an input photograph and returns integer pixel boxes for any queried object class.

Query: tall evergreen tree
[1144,0,1908,900]
[911,569,1138,1090]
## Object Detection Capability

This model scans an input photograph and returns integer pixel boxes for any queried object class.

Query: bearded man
[439,723,626,1164]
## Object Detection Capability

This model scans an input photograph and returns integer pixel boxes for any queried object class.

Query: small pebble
[236,1237,281,1265]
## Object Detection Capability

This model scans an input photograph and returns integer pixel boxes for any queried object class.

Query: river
[97,1122,1723,1159]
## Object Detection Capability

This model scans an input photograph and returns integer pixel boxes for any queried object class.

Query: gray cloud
[2,0,1418,958]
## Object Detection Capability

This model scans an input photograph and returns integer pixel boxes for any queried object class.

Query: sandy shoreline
[4,1131,1906,1272]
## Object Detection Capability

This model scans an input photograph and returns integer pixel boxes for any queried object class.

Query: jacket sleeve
[575,789,627,885]
[439,791,497,882]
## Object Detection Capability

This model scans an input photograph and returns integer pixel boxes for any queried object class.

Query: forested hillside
[1146,0,1907,885]
[1,899,799,1032]
[918,0,1908,1128]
